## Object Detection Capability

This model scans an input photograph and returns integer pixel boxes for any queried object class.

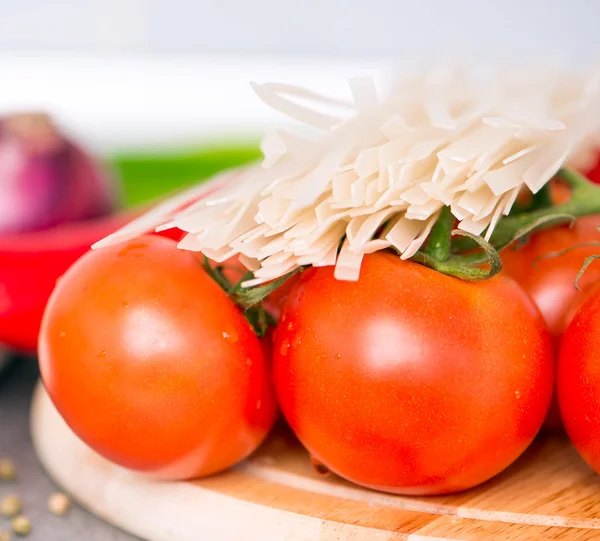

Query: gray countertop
[0,356,140,541]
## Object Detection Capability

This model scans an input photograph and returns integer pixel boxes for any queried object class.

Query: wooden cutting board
[30,382,600,541]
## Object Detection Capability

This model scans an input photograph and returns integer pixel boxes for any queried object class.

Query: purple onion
[0,113,119,234]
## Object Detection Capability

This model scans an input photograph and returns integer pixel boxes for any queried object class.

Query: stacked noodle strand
[94,66,600,285]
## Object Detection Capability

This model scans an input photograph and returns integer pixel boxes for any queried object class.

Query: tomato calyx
[575,250,600,290]
[482,168,598,247]
[201,256,302,336]
[229,267,305,311]
[530,240,600,268]
[411,168,600,281]
[413,230,503,280]
[409,206,503,280]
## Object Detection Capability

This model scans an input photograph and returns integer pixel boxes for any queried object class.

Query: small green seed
[0,459,16,481]
[11,516,31,537]
[0,530,11,541]
[47,492,70,516]
[0,496,21,518]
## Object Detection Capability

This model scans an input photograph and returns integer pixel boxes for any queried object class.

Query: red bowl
[0,210,183,353]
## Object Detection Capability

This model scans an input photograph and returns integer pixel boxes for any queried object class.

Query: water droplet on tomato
[279,339,290,356]
[281,313,287,323]
[335,353,341,360]
[222,331,239,343]
[515,390,521,399]
[286,322,294,331]
[256,399,262,409]
[245,358,252,366]
[97,351,107,358]
[121,301,129,308]
[59,331,66,338]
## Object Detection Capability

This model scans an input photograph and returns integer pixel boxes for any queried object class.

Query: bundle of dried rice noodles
[95,65,600,285]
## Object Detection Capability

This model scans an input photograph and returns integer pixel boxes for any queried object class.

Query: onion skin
[0,113,118,234]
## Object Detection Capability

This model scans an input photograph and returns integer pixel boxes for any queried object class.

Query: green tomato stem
[451,169,600,257]
[485,169,596,249]
[410,168,600,280]
[411,229,503,280]
[529,183,553,211]
[424,206,454,262]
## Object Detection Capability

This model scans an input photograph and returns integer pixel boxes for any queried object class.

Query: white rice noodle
[334,238,364,281]
[93,65,600,283]
[401,212,440,260]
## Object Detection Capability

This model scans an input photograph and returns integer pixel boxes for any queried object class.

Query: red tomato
[501,215,600,428]
[558,287,600,473]
[39,235,276,480]
[273,252,553,495]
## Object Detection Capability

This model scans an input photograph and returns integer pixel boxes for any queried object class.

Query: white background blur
[0,0,597,151]
[0,0,596,61]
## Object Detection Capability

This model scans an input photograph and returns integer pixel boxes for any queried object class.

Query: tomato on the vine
[215,256,300,321]
[273,252,553,495]
[558,286,600,474]
[502,216,600,344]
[501,215,600,428]
[39,235,276,480]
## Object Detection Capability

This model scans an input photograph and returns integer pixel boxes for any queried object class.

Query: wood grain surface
[30,383,600,540]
